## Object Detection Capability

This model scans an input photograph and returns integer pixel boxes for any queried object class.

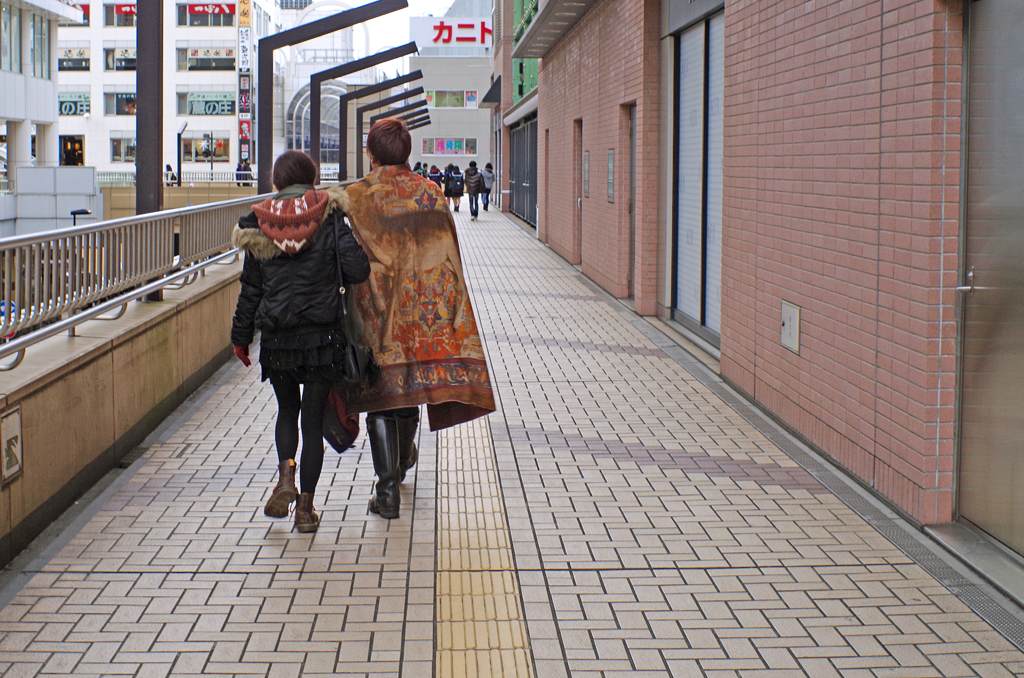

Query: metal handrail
[0,193,269,369]
[97,169,342,186]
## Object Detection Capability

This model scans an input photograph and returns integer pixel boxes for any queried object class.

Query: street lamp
[70,208,91,227]
[176,121,188,187]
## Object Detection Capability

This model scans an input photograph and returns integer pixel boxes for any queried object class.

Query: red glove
[233,344,251,367]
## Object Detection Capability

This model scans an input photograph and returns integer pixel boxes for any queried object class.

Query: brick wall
[537,0,661,312]
[720,0,963,524]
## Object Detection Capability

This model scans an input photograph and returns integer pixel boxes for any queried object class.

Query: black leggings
[270,374,331,494]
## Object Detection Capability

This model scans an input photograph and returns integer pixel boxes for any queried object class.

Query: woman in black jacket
[231,150,370,533]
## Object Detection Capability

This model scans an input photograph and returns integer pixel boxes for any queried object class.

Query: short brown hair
[366,118,411,166]
[272,150,318,189]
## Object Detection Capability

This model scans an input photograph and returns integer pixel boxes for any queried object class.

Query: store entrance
[60,136,84,166]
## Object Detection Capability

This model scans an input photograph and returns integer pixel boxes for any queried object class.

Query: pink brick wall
[720,0,963,524]
[536,0,661,313]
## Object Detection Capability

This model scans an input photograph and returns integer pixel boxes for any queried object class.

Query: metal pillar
[336,70,423,180]
[308,42,418,172]
[257,0,408,194]
[136,0,163,214]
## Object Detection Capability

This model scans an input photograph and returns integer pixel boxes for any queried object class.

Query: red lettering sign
[115,4,136,13]
[188,3,234,13]
[73,4,91,14]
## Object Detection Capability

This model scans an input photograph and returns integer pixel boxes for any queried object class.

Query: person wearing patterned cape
[337,118,496,520]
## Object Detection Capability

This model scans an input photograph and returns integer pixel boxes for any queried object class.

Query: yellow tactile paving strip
[436,417,535,678]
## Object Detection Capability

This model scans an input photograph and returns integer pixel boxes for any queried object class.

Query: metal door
[957,0,1024,554]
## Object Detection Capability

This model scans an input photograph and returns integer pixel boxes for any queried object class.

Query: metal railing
[97,169,342,186]
[0,193,270,370]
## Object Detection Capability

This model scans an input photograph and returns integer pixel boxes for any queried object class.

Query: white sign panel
[410,17,492,50]
[238,26,251,72]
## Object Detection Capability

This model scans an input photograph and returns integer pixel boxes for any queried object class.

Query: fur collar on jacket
[231,185,350,261]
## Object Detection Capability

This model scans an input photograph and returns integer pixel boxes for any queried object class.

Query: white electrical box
[781,301,800,354]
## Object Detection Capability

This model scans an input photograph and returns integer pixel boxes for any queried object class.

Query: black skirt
[259,324,349,384]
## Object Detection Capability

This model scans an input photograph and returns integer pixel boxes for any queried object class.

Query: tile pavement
[0,203,1020,676]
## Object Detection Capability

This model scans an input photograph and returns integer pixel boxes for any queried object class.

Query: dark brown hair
[366,118,412,166]
[272,150,318,189]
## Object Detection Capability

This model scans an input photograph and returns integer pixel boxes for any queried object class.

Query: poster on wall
[1,407,22,484]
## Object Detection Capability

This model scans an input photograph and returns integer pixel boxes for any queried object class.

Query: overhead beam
[337,70,423,180]
[356,95,428,176]
[257,0,408,193]
[308,42,418,172]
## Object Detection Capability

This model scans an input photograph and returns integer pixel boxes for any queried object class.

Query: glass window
[183,135,230,162]
[104,4,136,26]
[0,4,19,73]
[103,92,137,115]
[29,14,49,78]
[175,48,234,71]
[111,137,136,162]
[176,4,186,24]
[58,47,90,70]
[104,47,135,70]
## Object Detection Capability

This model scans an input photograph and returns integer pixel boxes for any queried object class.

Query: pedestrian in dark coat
[428,165,443,187]
[447,164,465,212]
[481,162,494,211]
[231,150,371,533]
[464,161,484,220]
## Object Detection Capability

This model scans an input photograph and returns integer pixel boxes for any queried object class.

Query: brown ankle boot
[294,492,320,533]
[264,459,297,518]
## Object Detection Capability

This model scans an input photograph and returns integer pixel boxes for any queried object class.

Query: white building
[1,0,107,236]
[406,0,493,173]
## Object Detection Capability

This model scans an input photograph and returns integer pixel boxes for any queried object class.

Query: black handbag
[333,213,380,385]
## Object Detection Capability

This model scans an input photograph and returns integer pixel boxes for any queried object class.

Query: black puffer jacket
[230,189,370,347]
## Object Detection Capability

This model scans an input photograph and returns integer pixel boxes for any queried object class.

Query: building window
[181,135,230,162]
[0,3,21,73]
[424,91,478,109]
[420,138,477,156]
[110,137,136,162]
[104,4,136,26]
[58,47,90,70]
[104,47,135,70]
[176,4,235,26]
[103,92,137,115]
[29,14,49,78]
[176,47,234,70]
[58,93,91,115]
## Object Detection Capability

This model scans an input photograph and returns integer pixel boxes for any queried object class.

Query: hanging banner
[237,0,250,26]
[237,26,251,72]
[239,120,251,140]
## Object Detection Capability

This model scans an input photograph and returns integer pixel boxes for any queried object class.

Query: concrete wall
[0,261,240,566]
[101,185,264,221]
[10,166,104,235]
[718,0,963,524]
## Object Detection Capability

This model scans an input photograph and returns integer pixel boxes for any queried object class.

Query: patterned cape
[339,165,496,431]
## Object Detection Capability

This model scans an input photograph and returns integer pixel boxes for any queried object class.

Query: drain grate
[118,445,149,468]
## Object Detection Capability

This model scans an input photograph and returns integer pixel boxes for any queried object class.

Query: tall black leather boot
[397,409,420,483]
[367,413,401,519]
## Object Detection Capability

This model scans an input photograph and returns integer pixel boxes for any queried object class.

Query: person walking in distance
[448,164,465,212]
[464,161,484,221]
[235,161,245,187]
[428,164,443,187]
[341,118,496,520]
[231,150,371,533]
[481,162,494,211]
